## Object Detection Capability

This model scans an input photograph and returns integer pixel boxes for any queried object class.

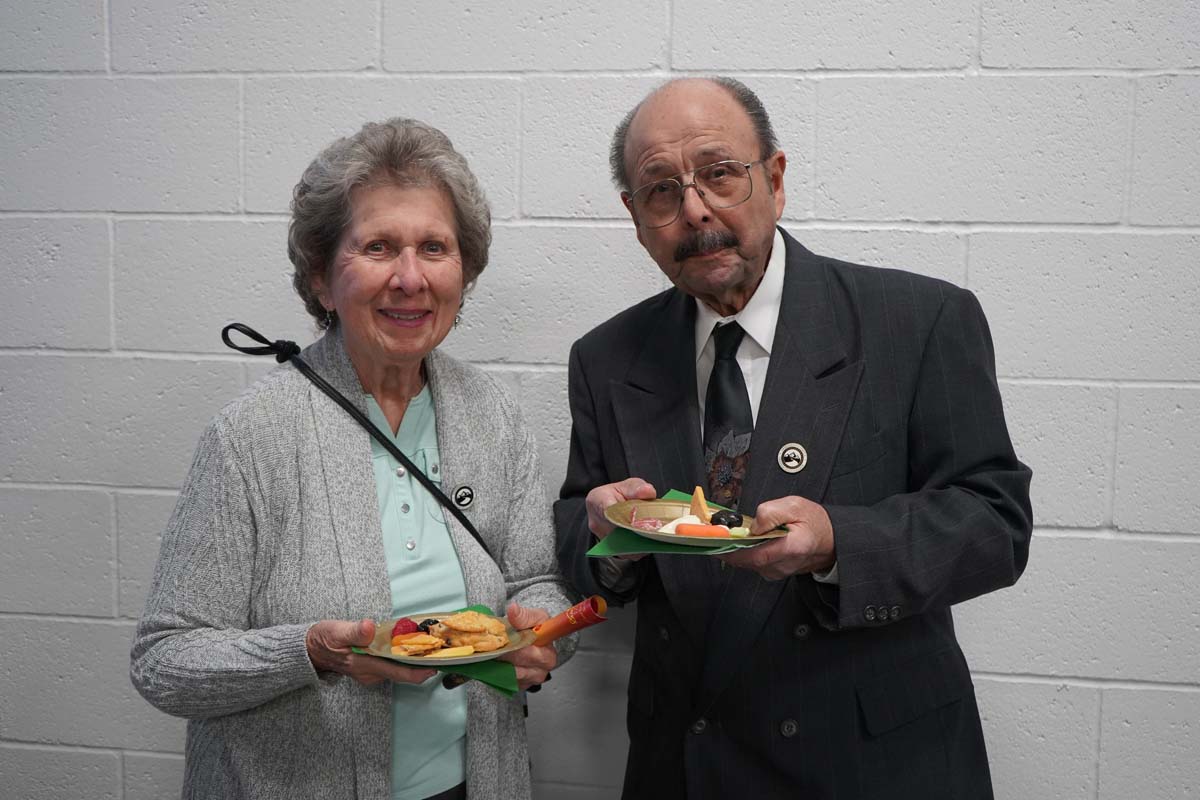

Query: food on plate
[387,610,513,658]
[628,505,665,531]
[658,514,702,534]
[728,527,751,538]
[425,645,476,659]
[675,523,734,538]
[430,610,511,652]
[390,633,445,656]
[689,485,713,523]
[710,510,743,528]
[391,617,420,637]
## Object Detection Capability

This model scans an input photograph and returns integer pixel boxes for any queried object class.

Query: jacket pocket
[830,427,889,478]
[855,647,973,737]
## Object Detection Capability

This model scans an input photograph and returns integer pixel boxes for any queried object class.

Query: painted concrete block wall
[1,2,1197,798]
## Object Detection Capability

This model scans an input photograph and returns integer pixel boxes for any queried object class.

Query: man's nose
[678,181,712,226]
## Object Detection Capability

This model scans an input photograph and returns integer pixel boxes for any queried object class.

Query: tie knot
[712,321,745,360]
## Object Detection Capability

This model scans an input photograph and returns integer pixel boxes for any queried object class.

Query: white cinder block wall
[1,2,1198,798]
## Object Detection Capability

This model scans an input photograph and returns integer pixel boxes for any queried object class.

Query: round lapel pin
[452,485,475,509]
[777,443,808,474]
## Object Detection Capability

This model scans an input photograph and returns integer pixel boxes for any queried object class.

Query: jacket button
[890,605,901,620]
[864,605,877,622]
[792,623,810,640]
[658,626,670,643]
[690,718,708,735]
[780,719,798,738]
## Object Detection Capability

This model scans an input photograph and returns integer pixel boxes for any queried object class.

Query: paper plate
[604,499,789,548]
[363,612,537,667]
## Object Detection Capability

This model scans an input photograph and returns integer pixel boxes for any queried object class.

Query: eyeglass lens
[633,161,753,227]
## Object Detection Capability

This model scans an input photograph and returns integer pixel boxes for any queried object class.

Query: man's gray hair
[608,76,780,192]
[289,118,492,329]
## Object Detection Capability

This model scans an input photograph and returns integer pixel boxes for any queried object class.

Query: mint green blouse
[366,389,469,800]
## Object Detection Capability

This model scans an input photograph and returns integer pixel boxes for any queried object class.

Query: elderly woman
[131,118,576,800]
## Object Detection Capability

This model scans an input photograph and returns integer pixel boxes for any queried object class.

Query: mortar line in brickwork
[1093,690,1104,800]
[1000,377,1199,389]
[0,739,174,759]
[516,81,525,217]
[972,672,1200,694]
[1033,528,1200,544]
[664,0,674,69]
[492,217,1200,234]
[238,77,246,214]
[1120,79,1138,225]
[0,612,139,626]
[1,212,1197,234]
[103,0,111,75]
[971,0,983,74]
[810,80,820,221]
[0,347,261,362]
[475,363,567,373]
[962,231,971,288]
[1107,389,1121,526]
[3,67,1198,80]
[110,491,120,618]
[0,481,177,495]
[107,216,116,350]
[376,0,384,71]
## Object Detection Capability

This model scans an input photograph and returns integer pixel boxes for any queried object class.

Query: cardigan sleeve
[130,415,321,719]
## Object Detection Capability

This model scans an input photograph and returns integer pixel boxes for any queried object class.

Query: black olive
[417,618,440,632]
[711,510,742,528]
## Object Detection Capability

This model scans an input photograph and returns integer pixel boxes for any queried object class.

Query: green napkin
[586,489,765,557]
[353,604,519,698]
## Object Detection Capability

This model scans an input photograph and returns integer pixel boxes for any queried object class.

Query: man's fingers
[615,477,657,500]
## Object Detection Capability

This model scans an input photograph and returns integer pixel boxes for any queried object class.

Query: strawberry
[391,617,419,637]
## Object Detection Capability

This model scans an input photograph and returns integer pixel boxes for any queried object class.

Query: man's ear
[767,150,787,219]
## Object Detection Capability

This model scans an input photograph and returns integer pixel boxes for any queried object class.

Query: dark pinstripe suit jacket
[554,231,1033,800]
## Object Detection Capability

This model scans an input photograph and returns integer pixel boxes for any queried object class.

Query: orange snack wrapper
[531,595,608,647]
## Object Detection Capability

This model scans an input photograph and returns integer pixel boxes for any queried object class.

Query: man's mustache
[674,230,739,262]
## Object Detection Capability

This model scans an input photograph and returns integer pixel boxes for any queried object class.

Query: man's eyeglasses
[627,159,765,229]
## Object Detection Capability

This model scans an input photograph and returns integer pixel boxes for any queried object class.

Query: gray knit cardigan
[130,329,578,800]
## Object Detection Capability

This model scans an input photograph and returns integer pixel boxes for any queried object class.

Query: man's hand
[718,495,836,581]
[306,619,437,686]
[498,602,558,690]
[585,477,657,560]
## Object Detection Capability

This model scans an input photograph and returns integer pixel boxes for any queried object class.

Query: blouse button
[405,538,416,551]
[431,464,440,475]
[395,466,406,478]
[400,503,411,514]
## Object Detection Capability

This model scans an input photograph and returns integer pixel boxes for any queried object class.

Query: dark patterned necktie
[703,322,753,509]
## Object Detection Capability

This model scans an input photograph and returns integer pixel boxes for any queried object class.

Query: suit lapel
[699,232,864,703]
[610,291,720,648]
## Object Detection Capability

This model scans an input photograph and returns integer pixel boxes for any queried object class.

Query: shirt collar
[694,228,786,359]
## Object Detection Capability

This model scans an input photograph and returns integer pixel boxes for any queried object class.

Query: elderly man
[554,77,1032,800]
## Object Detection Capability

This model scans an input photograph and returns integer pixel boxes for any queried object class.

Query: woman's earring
[324,308,335,328]
[454,313,462,328]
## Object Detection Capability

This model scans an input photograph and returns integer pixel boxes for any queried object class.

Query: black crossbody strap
[222,323,494,562]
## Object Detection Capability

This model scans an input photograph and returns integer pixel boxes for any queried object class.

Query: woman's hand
[306,619,437,686]
[497,602,558,691]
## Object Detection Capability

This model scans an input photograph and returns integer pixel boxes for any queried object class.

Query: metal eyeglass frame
[626,159,766,229]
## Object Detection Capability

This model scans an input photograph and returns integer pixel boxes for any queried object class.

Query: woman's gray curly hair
[288,118,492,329]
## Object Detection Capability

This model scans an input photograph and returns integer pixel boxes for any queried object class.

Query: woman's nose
[388,249,427,292]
